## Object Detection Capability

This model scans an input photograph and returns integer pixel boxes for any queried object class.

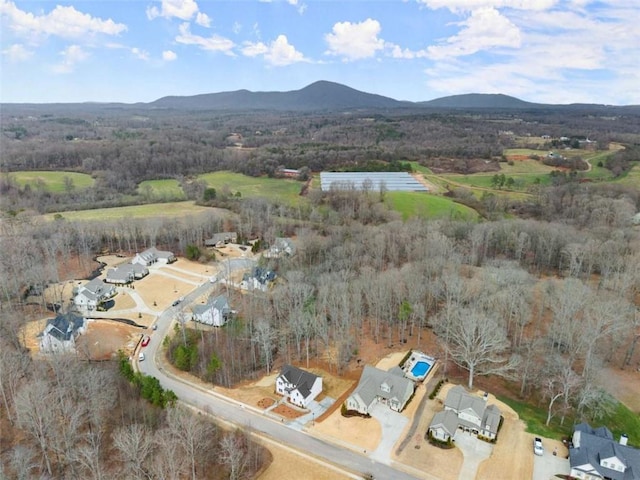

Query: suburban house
[264,237,296,258]
[105,263,149,284]
[240,267,276,292]
[345,365,415,415]
[40,312,87,353]
[205,232,238,248]
[191,295,232,327]
[132,247,176,266]
[569,422,640,480]
[275,365,322,408]
[74,278,116,313]
[428,386,502,441]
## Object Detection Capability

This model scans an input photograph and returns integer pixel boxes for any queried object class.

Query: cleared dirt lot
[77,320,142,360]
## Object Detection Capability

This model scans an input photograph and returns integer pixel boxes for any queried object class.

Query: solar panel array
[320,172,429,192]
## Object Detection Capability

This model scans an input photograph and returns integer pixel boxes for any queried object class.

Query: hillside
[420,93,539,109]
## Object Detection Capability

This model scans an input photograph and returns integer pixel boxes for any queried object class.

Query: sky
[1,0,639,105]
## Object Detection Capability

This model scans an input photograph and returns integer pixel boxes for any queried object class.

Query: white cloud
[2,43,33,62]
[242,35,305,66]
[146,0,199,21]
[52,44,89,74]
[417,0,557,12]
[427,7,521,59]
[162,50,177,61]
[325,18,385,61]
[175,22,235,54]
[0,1,126,38]
[131,47,149,61]
[195,12,211,27]
[232,21,242,34]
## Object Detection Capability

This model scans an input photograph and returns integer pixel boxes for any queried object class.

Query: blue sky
[1,0,638,104]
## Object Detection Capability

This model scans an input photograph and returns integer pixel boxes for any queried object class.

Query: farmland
[9,170,94,192]
[44,201,215,221]
[198,171,305,205]
[138,179,185,201]
[386,191,479,220]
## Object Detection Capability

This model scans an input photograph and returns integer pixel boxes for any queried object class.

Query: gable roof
[205,232,238,246]
[352,365,414,408]
[430,410,459,437]
[106,266,133,282]
[193,295,231,316]
[570,423,640,480]
[445,385,487,419]
[279,365,319,399]
[43,312,85,342]
[83,277,111,296]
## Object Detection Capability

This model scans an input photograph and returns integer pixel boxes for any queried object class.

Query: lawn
[386,192,479,220]
[613,162,640,186]
[44,201,214,221]
[138,179,185,201]
[10,171,94,192]
[498,395,640,446]
[198,172,304,205]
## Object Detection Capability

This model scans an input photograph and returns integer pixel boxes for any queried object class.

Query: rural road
[138,258,422,480]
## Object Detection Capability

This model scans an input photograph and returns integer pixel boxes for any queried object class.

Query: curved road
[138,259,422,480]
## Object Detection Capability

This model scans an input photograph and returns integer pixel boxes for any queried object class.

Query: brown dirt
[76,320,141,360]
[506,154,531,161]
[257,440,351,480]
[111,290,137,310]
[595,366,640,412]
[271,404,305,419]
[311,409,381,451]
[258,398,276,409]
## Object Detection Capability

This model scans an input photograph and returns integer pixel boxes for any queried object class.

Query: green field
[45,201,213,221]
[138,179,185,200]
[10,171,94,192]
[198,171,304,205]
[386,192,479,220]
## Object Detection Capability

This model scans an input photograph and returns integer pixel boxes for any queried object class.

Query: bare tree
[166,406,215,480]
[112,424,153,480]
[252,319,276,374]
[436,306,517,389]
[219,431,249,480]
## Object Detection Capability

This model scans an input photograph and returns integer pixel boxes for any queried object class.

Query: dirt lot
[77,320,142,360]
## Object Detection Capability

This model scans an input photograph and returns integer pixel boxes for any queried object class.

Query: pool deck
[403,351,437,381]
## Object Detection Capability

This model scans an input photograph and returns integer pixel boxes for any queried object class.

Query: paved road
[139,259,421,480]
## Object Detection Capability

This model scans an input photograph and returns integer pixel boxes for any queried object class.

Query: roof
[83,277,111,296]
[205,232,238,246]
[43,312,85,342]
[351,365,414,409]
[320,172,428,192]
[445,386,487,419]
[106,267,132,282]
[429,410,459,437]
[279,365,320,399]
[570,423,640,480]
[192,295,231,316]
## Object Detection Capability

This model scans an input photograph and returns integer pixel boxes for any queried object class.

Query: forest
[1,104,639,478]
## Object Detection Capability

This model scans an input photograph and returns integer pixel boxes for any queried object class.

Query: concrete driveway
[453,430,493,480]
[368,403,409,464]
[533,448,570,480]
[290,397,335,431]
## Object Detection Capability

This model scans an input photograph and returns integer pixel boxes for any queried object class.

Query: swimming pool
[411,361,431,378]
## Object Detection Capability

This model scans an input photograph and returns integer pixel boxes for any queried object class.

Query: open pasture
[386,191,479,220]
[10,170,94,192]
[198,171,304,205]
[138,179,185,200]
[44,201,214,221]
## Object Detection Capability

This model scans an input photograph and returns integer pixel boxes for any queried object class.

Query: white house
[275,365,322,408]
[264,237,296,258]
[428,386,502,441]
[73,278,116,314]
[345,365,415,415]
[40,312,87,353]
[191,295,231,327]
[205,232,238,247]
[570,423,640,480]
[240,267,276,292]
[132,247,176,266]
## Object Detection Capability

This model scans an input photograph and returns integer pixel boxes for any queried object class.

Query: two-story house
[275,365,322,408]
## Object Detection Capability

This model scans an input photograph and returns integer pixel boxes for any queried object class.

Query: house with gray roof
[106,263,149,284]
[40,312,87,353]
[205,232,238,247]
[428,386,502,441]
[570,422,640,480]
[132,247,176,266]
[264,237,296,258]
[73,278,116,314]
[345,365,415,415]
[240,267,276,292]
[191,295,231,327]
[275,365,322,408]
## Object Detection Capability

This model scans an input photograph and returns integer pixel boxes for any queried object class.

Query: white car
[138,352,145,361]
[533,437,544,456]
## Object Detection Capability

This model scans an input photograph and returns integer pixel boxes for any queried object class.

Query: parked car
[141,336,150,347]
[172,299,181,307]
[152,324,158,331]
[138,352,145,361]
[533,437,544,456]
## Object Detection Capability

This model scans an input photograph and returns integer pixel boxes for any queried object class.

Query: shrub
[341,403,370,418]
[429,378,447,400]
[399,350,413,368]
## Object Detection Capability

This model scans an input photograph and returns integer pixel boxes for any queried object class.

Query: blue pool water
[411,361,431,378]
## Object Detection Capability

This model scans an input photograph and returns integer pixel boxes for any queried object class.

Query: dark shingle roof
[44,313,84,341]
[280,365,319,398]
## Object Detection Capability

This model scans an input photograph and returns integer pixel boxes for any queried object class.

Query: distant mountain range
[5,80,638,112]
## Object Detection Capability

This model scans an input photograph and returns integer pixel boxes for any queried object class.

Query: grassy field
[498,395,640,445]
[386,192,479,220]
[138,179,185,200]
[198,172,304,205]
[10,171,94,192]
[44,201,214,221]
[614,163,640,186]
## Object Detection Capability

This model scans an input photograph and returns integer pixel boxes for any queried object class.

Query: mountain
[420,93,540,109]
[149,80,407,111]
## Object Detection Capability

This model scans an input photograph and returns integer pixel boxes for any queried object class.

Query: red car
[141,336,150,347]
